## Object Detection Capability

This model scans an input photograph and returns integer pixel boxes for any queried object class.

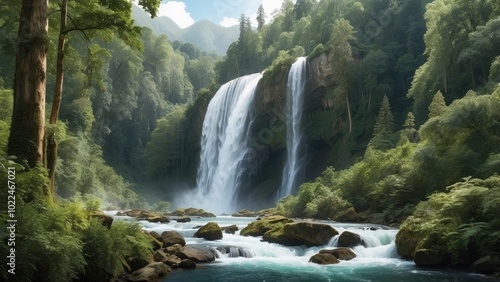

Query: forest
[1,0,500,281]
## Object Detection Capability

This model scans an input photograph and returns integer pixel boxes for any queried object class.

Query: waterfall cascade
[191,73,263,214]
[278,57,308,199]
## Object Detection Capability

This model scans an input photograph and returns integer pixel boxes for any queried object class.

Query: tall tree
[46,0,160,191]
[331,18,355,133]
[428,90,446,118]
[374,95,394,135]
[8,0,48,170]
[256,4,265,32]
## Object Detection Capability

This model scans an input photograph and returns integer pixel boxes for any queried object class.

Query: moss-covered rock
[170,208,216,217]
[262,222,339,247]
[395,223,421,259]
[240,216,293,237]
[194,222,223,240]
[232,209,258,217]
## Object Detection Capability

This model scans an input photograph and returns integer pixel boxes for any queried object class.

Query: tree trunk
[47,0,67,192]
[8,0,49,169]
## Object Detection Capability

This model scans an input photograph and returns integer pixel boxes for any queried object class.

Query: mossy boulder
[194,222,223,240]
[232,209,258,217]
[170,208,216,217]
[319,248,356,261]
[240,216,293,236]
[263,222,338,247]
[395,225,421,259]
[309,253,340,265]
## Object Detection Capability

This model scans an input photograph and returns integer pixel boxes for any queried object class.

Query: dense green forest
[1,0,500,281]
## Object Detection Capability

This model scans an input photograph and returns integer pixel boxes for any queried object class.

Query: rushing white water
[104,213,496,282]
[279,57,307,199]
[183,74,263,214]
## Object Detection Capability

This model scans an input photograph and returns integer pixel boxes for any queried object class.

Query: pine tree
[374,95,394,135]
[256,4,265,32]
[428,90,446,118]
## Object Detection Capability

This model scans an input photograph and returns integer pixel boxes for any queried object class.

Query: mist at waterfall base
[118,215,495,282]
[278,57,308,199]
[174,73,263,214]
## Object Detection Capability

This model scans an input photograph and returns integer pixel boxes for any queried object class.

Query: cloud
[219,17,239,28]
[158,1,195,29]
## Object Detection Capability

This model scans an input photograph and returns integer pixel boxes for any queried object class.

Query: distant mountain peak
[132,5,238,55]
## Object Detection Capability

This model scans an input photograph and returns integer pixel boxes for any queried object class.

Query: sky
[151,0,286,28]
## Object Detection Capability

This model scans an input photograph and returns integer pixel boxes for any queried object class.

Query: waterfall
[193,73,263,214]
[278,57,307,199]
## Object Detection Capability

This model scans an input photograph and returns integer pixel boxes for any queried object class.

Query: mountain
[132,5,239,55]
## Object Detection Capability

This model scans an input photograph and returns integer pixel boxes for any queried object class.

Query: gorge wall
[181,52,358,210]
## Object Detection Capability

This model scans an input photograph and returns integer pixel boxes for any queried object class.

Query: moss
[240,216,293,237]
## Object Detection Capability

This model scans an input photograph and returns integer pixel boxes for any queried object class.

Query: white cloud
[261,0,285,23]
[219,17,239,28]
[158,1,195,29]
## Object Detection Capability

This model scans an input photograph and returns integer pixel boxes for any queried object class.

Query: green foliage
[80,220,153,280]
[398,175,500,265]
[152,200,171,213]
[12,201,85,282]
[146,106,187,179]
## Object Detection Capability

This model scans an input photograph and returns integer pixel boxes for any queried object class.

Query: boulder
[147,231,163,250]
[319,248,356,261]
[194,222,223,240]
[165,243,183,255]
[221,224,239,234]
[146,215,170,223]
[472,256,496,274]
[153,249,168,262]
[126,262,171,282]
[176,216,191,223]
[262,222,338,247]
[160,231,186,247]
[170,208,216,218]
[240,216,293,236]
[127,258,150,273]
[177,245,216,263]
[178,259,197,269]
[309,253,340,265]
[414,249,447,267]
[283,222,339,246]
[162,254,181,267]
[338,231,366,248]
[395,226,420,259]
[232,209,258,217]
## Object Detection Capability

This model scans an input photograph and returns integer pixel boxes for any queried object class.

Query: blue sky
[153,0,286,28]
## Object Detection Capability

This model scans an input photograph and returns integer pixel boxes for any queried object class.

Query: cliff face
[185,52,343,209]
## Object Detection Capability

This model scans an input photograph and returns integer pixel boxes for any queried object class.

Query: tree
[47,0,160,192]
[374,95,394,135]
[428,90,446,118]
[8,0,48,170]
[331,18,355,133]
[256,4,265,32]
